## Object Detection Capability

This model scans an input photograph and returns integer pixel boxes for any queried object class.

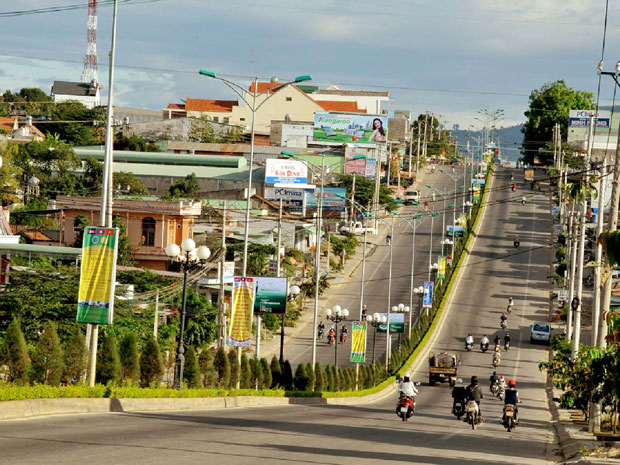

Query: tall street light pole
[385,212,396,369]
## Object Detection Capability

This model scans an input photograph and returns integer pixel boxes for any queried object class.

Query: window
[213,116,219,122]
[286,97,292,102]
[141,217,156,247]
[223,117,230,124]
[240,117,246,122]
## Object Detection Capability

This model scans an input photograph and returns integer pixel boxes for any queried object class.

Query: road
[275,166,471,368]
[0,167,558,464]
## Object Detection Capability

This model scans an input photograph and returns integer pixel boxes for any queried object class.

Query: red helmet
[508,379,516,387]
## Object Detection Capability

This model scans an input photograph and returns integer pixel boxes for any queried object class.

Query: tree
[522,80,595,165]
[1,319,31,384]
[164,173,200,200]
[0,142,22,205]
[184,346,200,388]
[228,349,240,389]
[176,288,217,348]
[30,322,64,386]
[187,115,244,144]
[240,353,252,389]
[119,333,140,383]
[281,360,293,390]
[198,347,217,387]
[139,336,164,387]
[213,347,230,388]
[63,327,87,384]
[325,365,335,391]
[96,332,122,385]
[260,357,271,390]
[306,362,315,392]
[294,363,308,391]
[314,363,325,392]
[114,133,160,152]
[250,357,262,389]
[269,355,282,388]
[45,101,106,146]
[83,156,149,196]
[112,216,134,266]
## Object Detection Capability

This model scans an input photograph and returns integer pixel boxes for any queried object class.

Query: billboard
[265,158,308,185]
[350,320,368,363]
[313,113,388,145]
[376,312,405,333]
[437,256,446,280]
[569,110,610,128]
[229,277,255,346]
[77,227,119,325]
[264,186,305,212]
[305,187,347,211]
[253,277,288,315]
[423,281,434,309]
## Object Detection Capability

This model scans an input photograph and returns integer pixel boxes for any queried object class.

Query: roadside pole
[154,289,159,337]
[385,214,395,370]
[277,198,286,364]
[567,200,577,340]
[592,159,606,347]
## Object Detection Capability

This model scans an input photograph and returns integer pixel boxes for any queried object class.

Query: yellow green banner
[77,227,119,325]
[229,277,255,346]
[473,184,480,201]
[437,256,447,280]
[350,320,367,363]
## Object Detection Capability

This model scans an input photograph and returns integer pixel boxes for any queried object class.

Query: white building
[311,85,390,115]
[51,81,101,108]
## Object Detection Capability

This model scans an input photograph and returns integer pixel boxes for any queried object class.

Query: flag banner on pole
[77,227,119,324]
[350,320,367,363]
[229,277,255,346]
[437,256,446,280]
[459,213,468,231]
[473,184,480,201]
[423,281,434,308]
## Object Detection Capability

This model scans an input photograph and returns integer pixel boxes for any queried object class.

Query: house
[0,116,45,142]
[51,81,101,108]
[53,196,202,271]
[310,85,390,114]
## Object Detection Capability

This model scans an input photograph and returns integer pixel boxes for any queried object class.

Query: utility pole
[350,173,356,230]
[218,201,227,348]
[277,197,286,364]
[593,159,606,348]
[153,289,159,337]
[567,200,577,340]
[416,120,422,175]
[408,128,414,178]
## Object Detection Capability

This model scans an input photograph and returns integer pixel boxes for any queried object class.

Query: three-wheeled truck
[428,352,459,386]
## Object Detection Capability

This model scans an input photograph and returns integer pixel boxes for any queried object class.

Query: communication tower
[81,0,98,84]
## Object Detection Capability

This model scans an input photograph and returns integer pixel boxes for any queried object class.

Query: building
[51,81,101,108]
[53,196,202,271]
[0,116,45,142]
[309,85,390,115]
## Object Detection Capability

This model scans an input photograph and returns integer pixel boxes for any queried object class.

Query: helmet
[500,375,504,380]
[502,312,506,316]
[457,378,463,384]
[471,376,478,384]
[403,372,410,381]
[508,379,516,387]
[492,371,496,376]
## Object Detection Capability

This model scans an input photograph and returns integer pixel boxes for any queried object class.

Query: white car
[404,190,419,205]
[530,322,552,345]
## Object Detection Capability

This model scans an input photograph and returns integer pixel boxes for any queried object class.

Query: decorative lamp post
[165,238,211,389]
[392,304,410,343]
[366,312,387,363]
[325,305,349,366]
[413,286,424,325]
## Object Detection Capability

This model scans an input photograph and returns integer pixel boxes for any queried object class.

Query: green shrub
[293,363,308,391]
[314,362,325,392]
[240,354,251,389]
[213,347,230,388]
[198,347,216,387]
[270,355,282,388]
[184,346,200,388]
[139,336,164,387]
[281,360,293,390]
[62,327,86,384]
[1,319,31,385]
[260,357,272,390]
[305,362,315,392]
[326,365,335,391]
[250,357,262,388]
[119,333,140,383]
[30,321,64,386]
[97,332,121,385]
[228,348,240,389]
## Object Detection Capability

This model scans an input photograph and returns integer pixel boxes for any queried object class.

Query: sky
[1,0,619,131]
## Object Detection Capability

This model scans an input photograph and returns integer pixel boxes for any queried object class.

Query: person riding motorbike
[466,375,484,420]
[511,183,517,192]
[510,173,514,181]
[386,233,392,245]
[318,321,325,339]
[507,297,514,313]
[514,234,520,248]
[465,333,474,349]
[328,327,336,344]
[397,372,418,398]
[500,312,508,328]
[340,325,348,343]
[498,375,507,392]
[504,332,512,350]
[361,305,368,320]
[489,371,499,392]
[521,196,526,205]
[480,334,490,351]
[451,378,467,416]
[493,347,501,367]
[494,334,501,346]
[504,379,521,423]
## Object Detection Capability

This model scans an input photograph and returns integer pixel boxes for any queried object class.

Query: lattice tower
[81,0,98,84]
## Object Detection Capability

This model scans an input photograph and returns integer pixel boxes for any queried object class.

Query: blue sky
[1,0,619,129]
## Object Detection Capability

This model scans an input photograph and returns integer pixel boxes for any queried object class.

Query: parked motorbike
[396,386,419,422]
[453,398,465,420]
[502,404,517,432]
[465,400,480,430]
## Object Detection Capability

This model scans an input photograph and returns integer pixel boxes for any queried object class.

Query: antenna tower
[81,0,98,84]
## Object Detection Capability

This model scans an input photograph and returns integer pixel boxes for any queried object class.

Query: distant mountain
[451,124,524,161]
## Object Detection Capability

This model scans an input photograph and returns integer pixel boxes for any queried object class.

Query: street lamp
[280,284,301,364]
[325,305,349,366]
[392,304,410,344]
[165,238,211,389]
[413,286,424,324]
[366,312,387,363]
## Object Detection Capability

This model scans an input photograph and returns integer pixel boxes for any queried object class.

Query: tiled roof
[185,98,237,113]
[0,117,17,132]
[315,100,367,113]
[315,89,390,97]
[248,82,284,94]
[21,231,53,242]
[166,103,185,110]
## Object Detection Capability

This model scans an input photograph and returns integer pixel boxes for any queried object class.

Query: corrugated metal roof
[0,243,82,256]
[73,148,247,168]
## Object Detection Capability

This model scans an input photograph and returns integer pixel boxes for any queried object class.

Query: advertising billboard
[350,320,368,363]
[313,113,388,145]
[569,110,610,128]
[437,256,446,280]
[253,277,288,315]
[229,277,255,346]
[264,186,305,212]
[305,187,347,211]
[423,281,434,309]
[376,312,405,333]
[77,227,119,325]
[265,158,308,185]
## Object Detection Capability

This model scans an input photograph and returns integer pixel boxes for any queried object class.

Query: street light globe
[366,314,372,322]
[165,243,180,258]
[373,312,379,321]
[196,245,211,260]
[325,308,332,317]
[398,303,405,311]
[380,315,387,323]
[289,284,301,296]
[181,238,196,253]
[404,306,410,313]
[342,309,349,317]
[334,307,342,316]
[392,305,398,312]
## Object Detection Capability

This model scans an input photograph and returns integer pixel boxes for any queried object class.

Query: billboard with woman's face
[313,113,388,144]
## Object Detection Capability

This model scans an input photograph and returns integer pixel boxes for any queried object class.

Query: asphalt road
[0,167,557,464]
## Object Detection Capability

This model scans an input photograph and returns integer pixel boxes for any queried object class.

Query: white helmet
[403,372,411,381]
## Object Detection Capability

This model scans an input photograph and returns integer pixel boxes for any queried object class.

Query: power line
[0,0,163,17]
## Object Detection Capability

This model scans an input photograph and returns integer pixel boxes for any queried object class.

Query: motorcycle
[504,340,511,351]
[465,400,480,430]
[493,352,501,368]
[327,333,335,346]
[510,174,514,181]
[453,398,465,420]
[497,387,505,401]
[465,341,473,351]
[480,342,489,353]
[521,198,526,205]
[506,303,513,314]
[397,394,416,422]
[502,404,517,432]
[500,319,508,330]
[490,380,500,396]
[318,328,324,340]
[511,185,516,192]
[340,332,348,344]
[513,239,520,248]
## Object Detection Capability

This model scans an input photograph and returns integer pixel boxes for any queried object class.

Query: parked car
[530,322,552,345]
[339,221,377,235]
[404,190,420,205]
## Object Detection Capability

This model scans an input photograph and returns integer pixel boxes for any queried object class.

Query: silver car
[530,322,552,345]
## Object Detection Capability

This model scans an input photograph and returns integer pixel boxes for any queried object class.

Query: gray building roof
[52,81,97,97]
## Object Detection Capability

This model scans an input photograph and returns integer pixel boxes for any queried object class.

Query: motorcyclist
[451,378,467,414]
[465,333,474,347]
[507,297,514,312]
[386,233,392,245]
[489,371,499,392]
[340,325,348,343]
[514,234,520,247]
[397,372,418,398]
[493,347,501,367]
[511,183,517,192]
[504,379,521,423]
[480,334,489,350]
[328,326,336,344]
[493,334,501,346]
[510,173,514,181]
[466,375,484,419]
[500,312,508,327]
[504,332,512,349]
[498,375,507,392]
[521,196,526,205]
[318,321,325,339]
[361,305,368,320]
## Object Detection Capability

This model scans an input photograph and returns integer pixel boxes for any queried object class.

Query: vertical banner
[77,227,119,325]
[229,277,255,346]
[423,280,434,308]
[459,213,468,231]
[350,320,367,363]
[473,184,480,202]
[437,256,447,280]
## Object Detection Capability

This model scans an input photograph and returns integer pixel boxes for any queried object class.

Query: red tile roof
[185,98,237,113]
[21,231,53,242]
[166,103,185,110]
[315,100,366,113]
[248,82,285,94]
[0,117,17,133]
